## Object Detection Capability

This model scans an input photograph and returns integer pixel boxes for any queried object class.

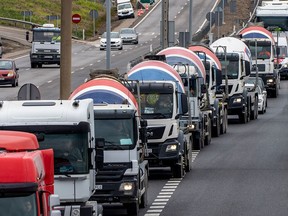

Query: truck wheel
[239,103,248,124]
[172,156,185,178]
[204,120,212,146]
[212,116,220,137]
[185,140,193,172]
[38,63,42,68]
[31,63,37,68]
[220,108,228,134]
[250,98,258,120]
[192,133,200,150]
[125,202,139,216]
[140,170,148,208]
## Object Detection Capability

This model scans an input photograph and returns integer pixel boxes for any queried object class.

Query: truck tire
[204,120,212,146]
[125,202,139,216]
[172,156,185,178]
[140,170,148,208]
[212,116,220,137]
[250,97,258,120]
[192,133,200,150]
[31,63,37,68]
[185,139,193,172]
[239,102,248,124]
[220,108,228,134]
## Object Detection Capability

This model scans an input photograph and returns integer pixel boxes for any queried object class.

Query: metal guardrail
[0,17,40,29]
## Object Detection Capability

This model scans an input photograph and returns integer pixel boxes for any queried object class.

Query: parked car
[100,32,123,50]
[119,28,138,44]
[0,59,19,87]
[246,77,267,114]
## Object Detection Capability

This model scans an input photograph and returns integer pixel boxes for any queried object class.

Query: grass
[0,0,122,39]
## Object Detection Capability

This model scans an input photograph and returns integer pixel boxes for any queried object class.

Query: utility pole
[161,0,169,49]
[60,0,72,99]
[106,0,111,69]
[189,0,193,44]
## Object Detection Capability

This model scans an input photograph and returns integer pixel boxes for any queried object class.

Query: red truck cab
[0,130,60,216]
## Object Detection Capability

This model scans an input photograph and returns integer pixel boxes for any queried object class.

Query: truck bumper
[90,176,138,204]
[30,53,60,65]
[145,139,180,167]
[227,95,245,115]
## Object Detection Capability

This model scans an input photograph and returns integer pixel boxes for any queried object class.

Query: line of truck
[0,3,284,215]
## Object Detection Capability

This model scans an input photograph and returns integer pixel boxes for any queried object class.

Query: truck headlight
[119,182,134,192]
[166,144,177,152]
[267,79,274,83]
[233,98,242,103]
[188,124,195,130]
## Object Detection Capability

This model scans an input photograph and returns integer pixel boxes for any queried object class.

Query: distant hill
[0,0,118,39]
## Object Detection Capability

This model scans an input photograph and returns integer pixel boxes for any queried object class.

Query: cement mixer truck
[188,45,228,137]
[156,46,213,150]
[126,59,193,178]
[69,71,149,216]
[210,37,256,123]
[239,25,280,98]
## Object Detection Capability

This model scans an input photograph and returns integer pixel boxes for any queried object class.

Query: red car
[0,59,19,87]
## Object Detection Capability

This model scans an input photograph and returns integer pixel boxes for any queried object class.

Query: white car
[100,32,123,50]
[246,77,267,114]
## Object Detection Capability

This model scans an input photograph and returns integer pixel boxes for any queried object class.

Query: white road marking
[145,150,200,215]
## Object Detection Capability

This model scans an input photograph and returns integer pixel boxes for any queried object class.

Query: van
[117,0,135,19]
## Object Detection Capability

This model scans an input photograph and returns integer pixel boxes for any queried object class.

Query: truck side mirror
[140,119,148,145]
[181,93,188,114]
[95,138,104,170]
[252,64,258,71]
[216,69,222,86]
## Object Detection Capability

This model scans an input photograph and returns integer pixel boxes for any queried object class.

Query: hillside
[0,0,130,39]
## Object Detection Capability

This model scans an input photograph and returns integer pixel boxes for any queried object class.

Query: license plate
[96,185,103,190]
[0,78,4,80]
[44,56,52,59]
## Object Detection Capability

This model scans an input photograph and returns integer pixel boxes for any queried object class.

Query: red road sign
[72,14,81,24]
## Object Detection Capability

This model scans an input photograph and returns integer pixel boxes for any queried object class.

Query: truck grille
[96,162,132,182]
[147,127,165,139]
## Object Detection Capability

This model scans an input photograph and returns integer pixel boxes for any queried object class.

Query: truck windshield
[0,192,37,216]
[247,41,272,60]
[94,118,135,150]
[256,16,288,31]
[39,133,89,175]
[139,93,173,119]
[33,31,61,42]
[221,60,239,79]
